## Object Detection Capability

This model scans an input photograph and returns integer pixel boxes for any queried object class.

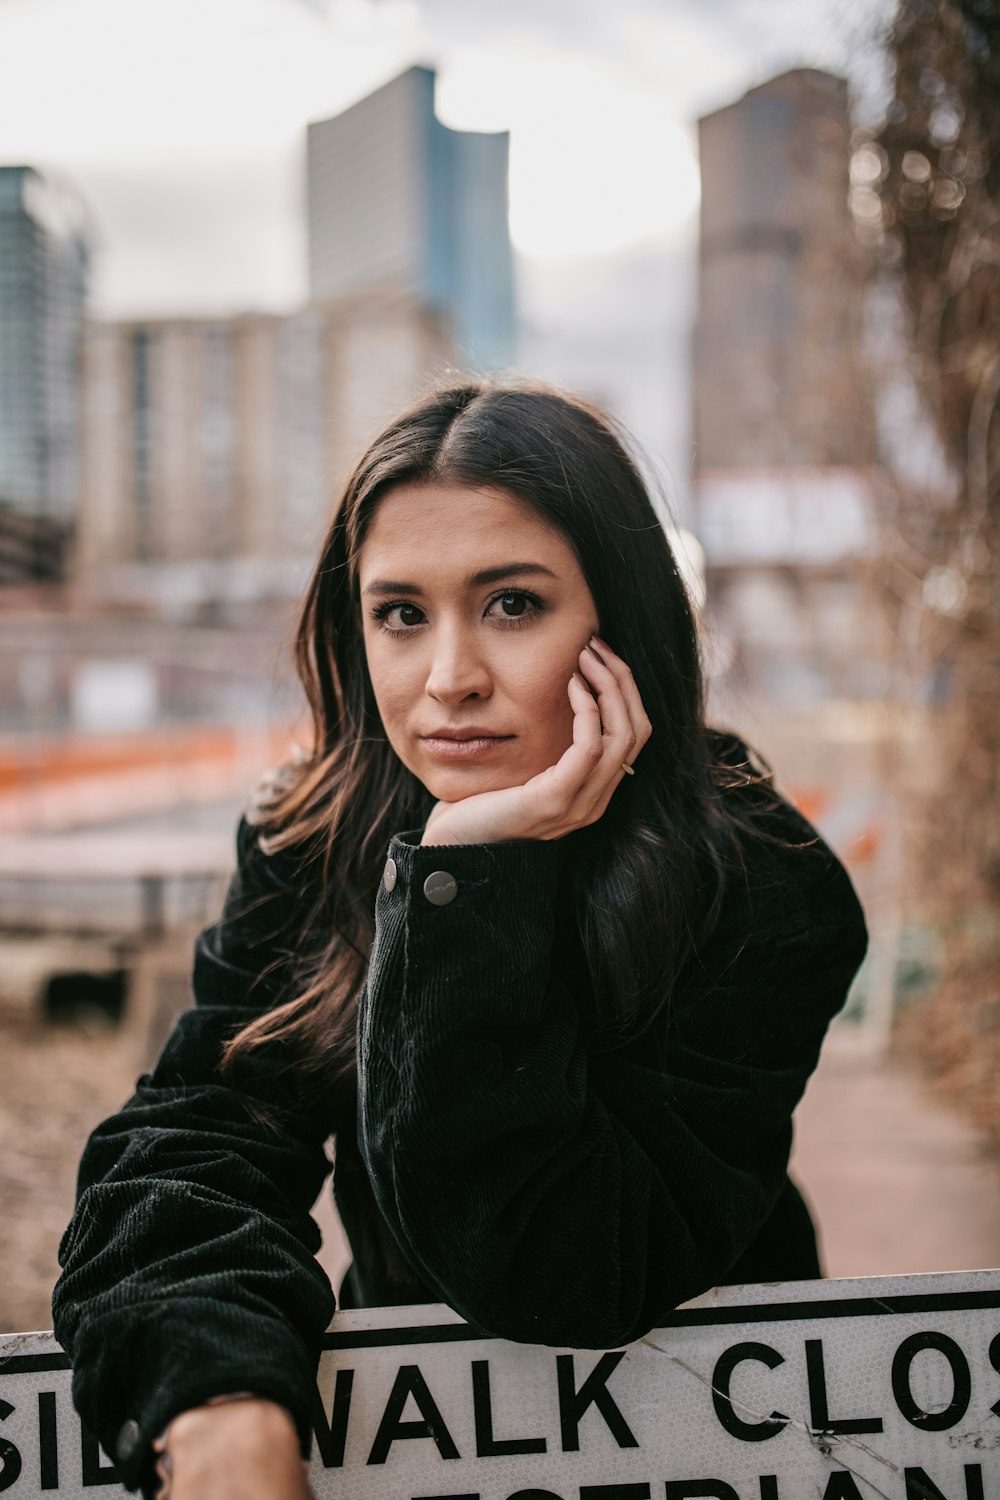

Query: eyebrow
[362,562,559,597]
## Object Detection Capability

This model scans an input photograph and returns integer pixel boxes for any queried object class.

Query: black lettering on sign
[311,1367,354,1468]
[0,1398,22,1494]
[903,1464,984,1500]
[963,1470,984,1500]
[412,1494,481,1500]
[80,1420,119,1487]
[556,1353,639,1452]
[805,1340,884,1435]
[663,1482,739,1499]
[471,1360,547,1457]
[367,1365,460,1465]
[990,1333,1000,1418]
[891,1333,972,1432]
[580,1486,651,1499]
[38,1391,59,1490]
[710,1343,789,1442]
[506,1492,564,1500]
[758,1480,779,1500]
[820,1477,865,1500]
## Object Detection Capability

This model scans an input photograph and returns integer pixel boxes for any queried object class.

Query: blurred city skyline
[0,0,880,309]
[0,0,889,482]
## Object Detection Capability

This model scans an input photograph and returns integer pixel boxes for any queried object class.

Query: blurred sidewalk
[792,1028,1000,1279]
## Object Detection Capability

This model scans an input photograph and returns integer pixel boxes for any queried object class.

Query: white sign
[1,1269,997,1498]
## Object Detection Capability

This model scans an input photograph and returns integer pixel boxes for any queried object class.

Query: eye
[371,600,426,633]
[484,589,543,627]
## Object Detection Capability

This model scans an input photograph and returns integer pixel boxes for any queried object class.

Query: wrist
[167,1396,297,1445]
[154,1394,299,1491]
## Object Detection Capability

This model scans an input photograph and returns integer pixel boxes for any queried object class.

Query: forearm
[54,1058,336,1490]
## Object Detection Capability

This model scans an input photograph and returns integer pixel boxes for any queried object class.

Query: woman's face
[357,481,600,802]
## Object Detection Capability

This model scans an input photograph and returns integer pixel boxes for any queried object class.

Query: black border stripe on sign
[2,1286,998,1370]
[321,1286,1000,1351]
[0,1353,70,1374]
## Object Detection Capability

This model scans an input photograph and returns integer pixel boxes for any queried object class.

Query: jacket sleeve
[51,814,336,1498]
[358,818,868,1350]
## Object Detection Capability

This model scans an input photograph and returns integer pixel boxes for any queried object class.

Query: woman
[52,379,867,1500]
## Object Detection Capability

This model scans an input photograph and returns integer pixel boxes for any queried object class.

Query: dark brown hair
[220,377,777,1103]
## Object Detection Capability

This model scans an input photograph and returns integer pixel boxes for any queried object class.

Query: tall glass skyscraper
[0,166,89,534]
[307,67,515,373]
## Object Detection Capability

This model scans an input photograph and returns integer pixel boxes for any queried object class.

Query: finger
[532,672,603,810]
[579,644,637,762]
[565,668,605,773]
[573,653,639,817]
[589,637,643,723]
[589,637,652,758]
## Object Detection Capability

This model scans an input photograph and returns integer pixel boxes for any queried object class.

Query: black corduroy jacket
[51,782,868,1498]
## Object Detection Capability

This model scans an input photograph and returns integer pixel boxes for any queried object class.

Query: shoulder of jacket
[712,782,867,958]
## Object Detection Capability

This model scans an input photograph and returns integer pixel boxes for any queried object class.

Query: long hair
[220,377,777,1104]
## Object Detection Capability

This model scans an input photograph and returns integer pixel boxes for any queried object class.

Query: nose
[425,621,493,706]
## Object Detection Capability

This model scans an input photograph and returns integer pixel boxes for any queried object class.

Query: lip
[420,731,516,761]
[422,727,511,741]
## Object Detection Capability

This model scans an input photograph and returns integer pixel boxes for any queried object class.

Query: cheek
[511,641,580,750]
[365,641,415,738]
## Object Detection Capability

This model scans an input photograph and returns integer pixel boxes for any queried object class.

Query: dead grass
[0,1009,138,1334]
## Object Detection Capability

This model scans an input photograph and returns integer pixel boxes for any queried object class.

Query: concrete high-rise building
[75,294,452,606]
[693,70,874,572]
[692,69,878,706]
[78,310,329,583]
[307,67,515,372]
[0,166,88,577]
[694,69,872,477]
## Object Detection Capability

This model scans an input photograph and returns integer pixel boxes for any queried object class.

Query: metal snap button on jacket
[423,870,458,906]
[383,856,397,892]
[116,1418,141,1462]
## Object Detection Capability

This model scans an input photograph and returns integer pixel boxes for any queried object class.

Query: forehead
[359,482,576,574]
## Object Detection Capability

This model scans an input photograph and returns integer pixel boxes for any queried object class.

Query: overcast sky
[0,0,886,493]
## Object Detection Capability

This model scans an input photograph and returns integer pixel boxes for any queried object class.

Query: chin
[422,765,524,802]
